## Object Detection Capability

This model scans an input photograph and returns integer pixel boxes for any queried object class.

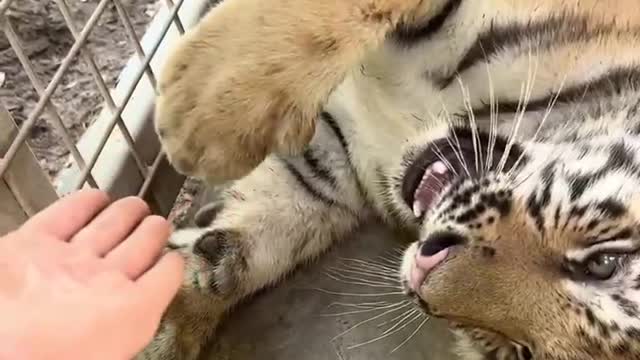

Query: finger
[104,215,171,279]
[134,252,184,321]
[21,189,110,241]
[70,196,151,256]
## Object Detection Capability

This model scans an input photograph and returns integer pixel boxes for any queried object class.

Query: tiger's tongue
[412,161,449,218]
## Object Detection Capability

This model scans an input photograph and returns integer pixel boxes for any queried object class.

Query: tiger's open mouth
[401,136,478,219]
[405,160,452,218]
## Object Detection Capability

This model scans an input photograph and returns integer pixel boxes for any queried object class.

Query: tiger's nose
[420,231,466,258]
[408,231,466,291]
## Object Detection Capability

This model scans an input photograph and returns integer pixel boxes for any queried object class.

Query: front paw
[135,321,197,360]
[135,305,218,360]
[191,229,249,297]
[136,228,248,360]
[166,226,249,298]
[154,12,317,185]
[155,80,316,185]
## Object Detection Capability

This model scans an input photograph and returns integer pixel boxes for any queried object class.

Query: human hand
[0,189,184,360]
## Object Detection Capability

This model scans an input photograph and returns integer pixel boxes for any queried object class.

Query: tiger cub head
[392,115,640,359]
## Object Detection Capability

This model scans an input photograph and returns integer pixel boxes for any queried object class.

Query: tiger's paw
[155,69,317,186]
[136,227,248,360]
[154,0,426,185]
[134,292,222,360]
[154,1,321,185]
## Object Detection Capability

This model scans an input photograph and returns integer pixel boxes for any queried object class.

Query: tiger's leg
[156,0,453,184]
[138,117,368,360]
[452,327,531,360]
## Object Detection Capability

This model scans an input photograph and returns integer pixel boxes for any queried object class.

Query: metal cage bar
[0,103,58,234]
[2,20,100,188]
[0,0,15,18]
[1,0,210,229]
[112,0,159,91]
[0,0,111,178]
[164,0,185,34]
[72,0,185,191]
[54,0,149,179]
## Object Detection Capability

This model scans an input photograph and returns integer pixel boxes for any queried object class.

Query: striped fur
[141,1,640,359]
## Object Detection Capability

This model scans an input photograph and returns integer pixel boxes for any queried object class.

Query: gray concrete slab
[190,189,456,360]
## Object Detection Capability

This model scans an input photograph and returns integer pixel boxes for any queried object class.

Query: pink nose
[408,232,465,291]
[409,248,449,291]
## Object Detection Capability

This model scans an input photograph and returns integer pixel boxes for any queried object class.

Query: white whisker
[328,301,391,309]
[389,316,430,354]
[324,271,401,289]
[431,142,459,176]
[498,45,539,173]
[331,301,412,341]
[346,311,423,350]
[334,265,397,279]
[330,264,398,280]
[339,258,398,274]
[456,76,483,175]
[330,266,399,282]
[436,96,470,177]
[507,73,568,178]
[415,112,460,176]
[322,302,409,317]
[478,41,498,173]
[378,307,418,328]
[312,288,405,297]
[445,121,472,178]
[373,255,402,269]
[380,310,421,336]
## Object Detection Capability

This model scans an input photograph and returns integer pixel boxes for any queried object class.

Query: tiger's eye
[586,254,619,280]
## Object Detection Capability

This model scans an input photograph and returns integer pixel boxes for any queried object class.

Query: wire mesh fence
[0,0,209,233]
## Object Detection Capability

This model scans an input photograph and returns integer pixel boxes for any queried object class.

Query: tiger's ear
[155,0,429,184]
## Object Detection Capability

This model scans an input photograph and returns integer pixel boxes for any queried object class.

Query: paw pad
[193,230,229,265]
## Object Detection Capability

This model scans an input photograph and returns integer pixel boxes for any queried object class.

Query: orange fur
[154,0,432,184]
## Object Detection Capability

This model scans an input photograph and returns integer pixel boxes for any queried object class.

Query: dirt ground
[0,0,160,176]
[0,0,202,220]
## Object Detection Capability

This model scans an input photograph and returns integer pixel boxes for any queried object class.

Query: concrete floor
[192,190,456,360]
[205,225,455,360]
